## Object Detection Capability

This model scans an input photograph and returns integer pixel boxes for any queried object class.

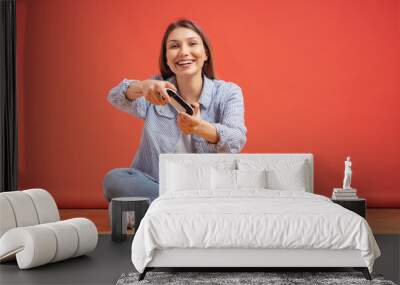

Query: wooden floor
[366,209,400,234]
[60,208,400,234]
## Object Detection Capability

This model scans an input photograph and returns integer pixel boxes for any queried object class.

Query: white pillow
[266,167,306,191]
[236,169,267,189]
[166,162,212,192]
[211,168,268,191]
[212,168,237,191]
[237,159,307,191]
[165,158,236,170]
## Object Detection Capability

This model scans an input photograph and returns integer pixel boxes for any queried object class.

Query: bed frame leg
[354,267,371,280]
[138,268,148,281]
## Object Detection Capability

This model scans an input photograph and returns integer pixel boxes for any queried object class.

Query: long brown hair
[159,19,216,80]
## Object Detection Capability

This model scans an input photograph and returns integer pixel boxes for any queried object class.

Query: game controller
[165,88,194,116]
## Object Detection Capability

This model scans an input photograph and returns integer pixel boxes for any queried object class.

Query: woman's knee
[103,168,159,201]
[103,168,130,200]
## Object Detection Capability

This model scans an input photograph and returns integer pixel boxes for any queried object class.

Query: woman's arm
[195,120,218,144]
[177,103,219,144]
[125,81,145,101]
[107,76,176,119]
[181,83,247,153]
[107,79,150,119]
[206,84,247,153]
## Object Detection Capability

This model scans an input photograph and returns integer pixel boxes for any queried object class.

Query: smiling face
[166,27,208,78]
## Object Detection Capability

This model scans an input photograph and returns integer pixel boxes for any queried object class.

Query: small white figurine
[343,156,352,189]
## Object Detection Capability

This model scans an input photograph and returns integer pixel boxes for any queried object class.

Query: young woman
[103,19,247,203]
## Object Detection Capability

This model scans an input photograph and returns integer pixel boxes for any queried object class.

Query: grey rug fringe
[116,271,396,285]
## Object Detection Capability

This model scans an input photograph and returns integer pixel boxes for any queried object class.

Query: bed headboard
[159,153,314,196]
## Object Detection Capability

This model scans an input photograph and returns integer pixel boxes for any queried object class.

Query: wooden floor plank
[59,208,400,235]
[366,209,400,234]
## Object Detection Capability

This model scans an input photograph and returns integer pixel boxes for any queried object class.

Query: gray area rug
[116,271,396,285]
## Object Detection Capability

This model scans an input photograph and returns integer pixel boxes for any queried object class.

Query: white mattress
[131,190,380,273]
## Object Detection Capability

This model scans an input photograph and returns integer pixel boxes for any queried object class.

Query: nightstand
[111,197,150,242]
[332,198,366,218]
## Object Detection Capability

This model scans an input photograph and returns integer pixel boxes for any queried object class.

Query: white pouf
[0,189,98,269]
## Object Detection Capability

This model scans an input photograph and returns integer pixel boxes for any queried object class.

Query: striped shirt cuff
[214,123,229,152]
[194,123,230,153]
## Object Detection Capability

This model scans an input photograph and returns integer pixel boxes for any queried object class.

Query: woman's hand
[177,103,219,143]
[139,80,177,105]
[177,103,203,135]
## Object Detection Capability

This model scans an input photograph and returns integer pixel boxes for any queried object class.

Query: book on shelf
[332,194,358,200]
[332,196,359,200]
[333,188,357,193]
[333,192,357,197]
[332,187,358,200]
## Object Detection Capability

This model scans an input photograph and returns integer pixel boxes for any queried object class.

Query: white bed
[131,154,380,280]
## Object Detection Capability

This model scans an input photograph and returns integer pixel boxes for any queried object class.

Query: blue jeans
[103,168,159,202]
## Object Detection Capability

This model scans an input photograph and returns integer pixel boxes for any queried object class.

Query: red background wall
[16,0,400,208]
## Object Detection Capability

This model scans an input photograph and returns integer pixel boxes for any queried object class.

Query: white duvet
[131,190,380,273]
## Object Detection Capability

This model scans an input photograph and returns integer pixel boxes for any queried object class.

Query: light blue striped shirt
[107,74,247,182]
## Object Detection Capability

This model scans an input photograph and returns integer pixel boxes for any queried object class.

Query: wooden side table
[111,197,150,242]
[332,198,366,218]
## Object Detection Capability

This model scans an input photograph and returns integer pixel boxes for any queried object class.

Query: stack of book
[332,188,358,200]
